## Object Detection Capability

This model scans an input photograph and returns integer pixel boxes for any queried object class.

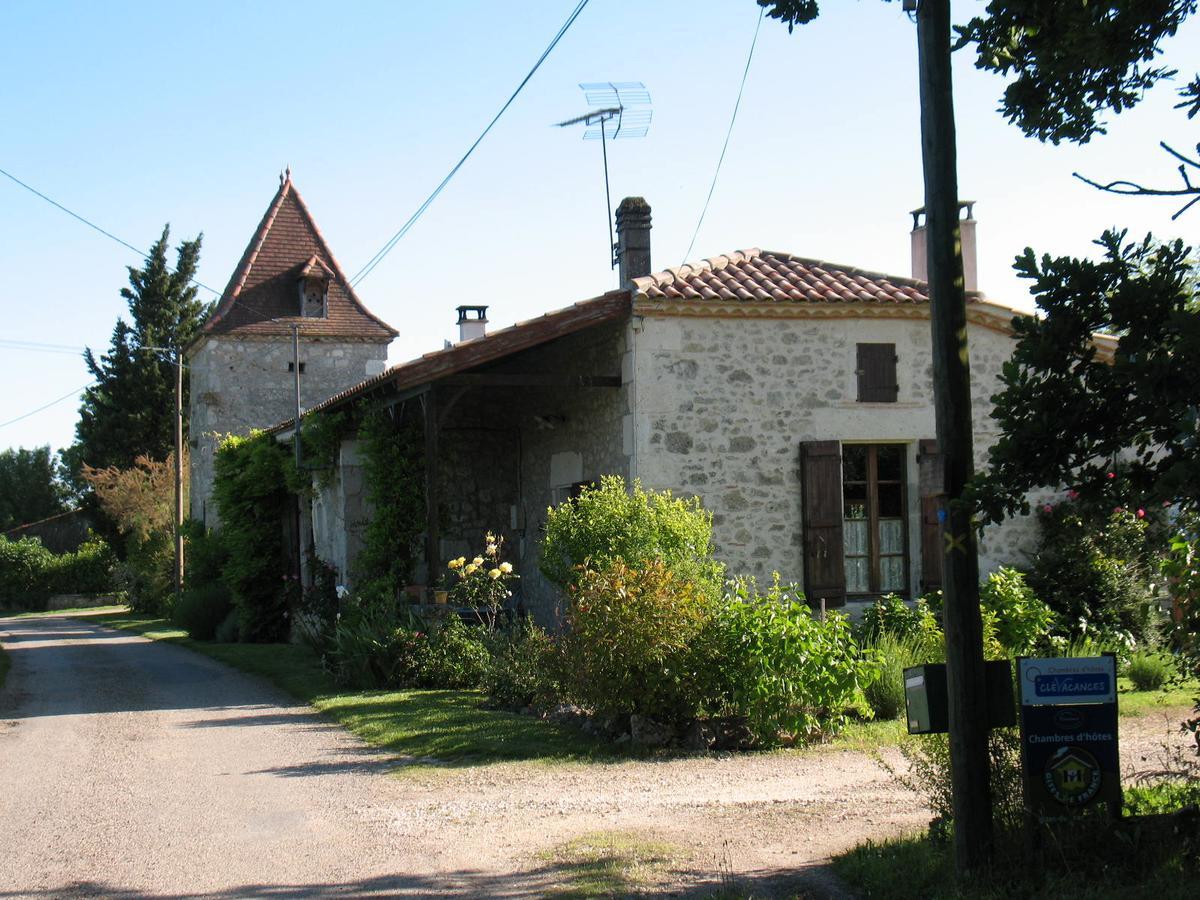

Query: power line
[681,7,764,265]
[349,0,591,288]
[0,383,95,429]
[0,338,87,356]
[0,165,220,296]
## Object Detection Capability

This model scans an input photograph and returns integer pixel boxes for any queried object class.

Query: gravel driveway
[0,614,1190,898]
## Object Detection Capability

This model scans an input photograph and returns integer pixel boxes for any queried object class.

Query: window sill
[839,400,926,410]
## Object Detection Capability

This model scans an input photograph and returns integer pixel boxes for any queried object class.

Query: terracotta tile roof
[198,175,397,341]
[269,290,630,433]
[632,248,931,304]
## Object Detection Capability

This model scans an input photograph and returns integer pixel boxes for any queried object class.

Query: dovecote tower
[187,173,397,526]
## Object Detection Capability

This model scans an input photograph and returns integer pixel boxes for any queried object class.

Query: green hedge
[0,535,115,609]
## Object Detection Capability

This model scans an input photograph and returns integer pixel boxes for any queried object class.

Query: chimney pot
[615,196,652,287]
[456,305,488,342]
[909,201,977,292]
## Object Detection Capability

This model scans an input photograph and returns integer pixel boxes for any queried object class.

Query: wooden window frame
[841,443,910,598]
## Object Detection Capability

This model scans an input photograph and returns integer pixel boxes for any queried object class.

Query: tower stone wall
[188,335,389,526]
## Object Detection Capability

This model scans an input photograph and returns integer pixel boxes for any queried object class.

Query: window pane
[842,446,867,482]
[845,556,869,593]
[877,445,903,481]
[844,478,868,520]
[844,520,869,555]
[879,519,904,553]
[879,483,903,517]
[880,555,905,591]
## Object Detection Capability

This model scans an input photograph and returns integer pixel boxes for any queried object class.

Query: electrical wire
[0,383,95,429]
[0,165,220,296]
[0,338,87,356]
[349,0,591,288]
[681,7,764,265]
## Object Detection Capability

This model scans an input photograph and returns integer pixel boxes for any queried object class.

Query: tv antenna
[555,82,652,268]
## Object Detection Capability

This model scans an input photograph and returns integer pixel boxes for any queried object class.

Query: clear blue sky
[2,0,1197,455]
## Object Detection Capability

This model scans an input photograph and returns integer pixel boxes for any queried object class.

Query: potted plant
[432,572,450,605]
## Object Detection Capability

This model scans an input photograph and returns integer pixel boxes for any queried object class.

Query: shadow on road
[0,617,302,720]
[0,859,852,898]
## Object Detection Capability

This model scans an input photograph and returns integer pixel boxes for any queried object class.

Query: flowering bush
[1029,499,1162,642]
[447,532,518,623]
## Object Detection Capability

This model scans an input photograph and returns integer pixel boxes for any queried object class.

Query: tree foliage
[65,225,207,485]
[759,1,1194,147]
[956,0,1195,145]
[83,452,183,613]
[971,231,1200,523]
[0,446,68,531]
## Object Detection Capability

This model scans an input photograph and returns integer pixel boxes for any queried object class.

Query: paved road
[0,615,536,898]
[29,615,1171,896]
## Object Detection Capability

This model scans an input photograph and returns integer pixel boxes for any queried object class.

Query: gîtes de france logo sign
[1018,656,1116,707]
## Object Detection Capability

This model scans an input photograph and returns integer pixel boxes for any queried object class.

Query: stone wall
[188,335,389,528]
[629,310,1038,606]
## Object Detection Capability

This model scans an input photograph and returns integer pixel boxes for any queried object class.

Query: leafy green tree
[0,446,69,530]
[64,225,206,485]
[971,232,1199,522]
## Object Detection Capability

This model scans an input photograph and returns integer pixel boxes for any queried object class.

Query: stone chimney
[910,201,977,292]
[615,196,652,287]
[456,305,488,342]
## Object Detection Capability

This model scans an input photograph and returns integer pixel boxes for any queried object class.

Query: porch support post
[424,386,440,582]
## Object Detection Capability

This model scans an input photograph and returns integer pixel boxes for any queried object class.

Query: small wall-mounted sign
[1019,656,1116,706]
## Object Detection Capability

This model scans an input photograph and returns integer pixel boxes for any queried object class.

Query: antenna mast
[555,82,652,268]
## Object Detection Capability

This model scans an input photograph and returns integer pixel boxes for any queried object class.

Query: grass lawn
[1118,675,1199,717]
[66,609,613,766]
[835,815,1198,900]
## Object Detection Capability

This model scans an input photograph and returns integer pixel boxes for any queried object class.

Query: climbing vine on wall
[300,410,350,488]
[356,407,425,599]
[212,431,292,641]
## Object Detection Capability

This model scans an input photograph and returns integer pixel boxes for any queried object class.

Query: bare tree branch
[1074,140,1200,219]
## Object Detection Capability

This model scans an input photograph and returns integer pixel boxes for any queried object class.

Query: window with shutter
[918,439,944,593]
[856,343,899,402]
[801,441,846,607]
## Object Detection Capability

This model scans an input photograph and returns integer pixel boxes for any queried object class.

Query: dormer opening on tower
[298,256,331,318]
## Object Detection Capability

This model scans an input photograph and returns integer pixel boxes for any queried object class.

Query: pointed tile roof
[198,174,398,340]
[632,248,934,304]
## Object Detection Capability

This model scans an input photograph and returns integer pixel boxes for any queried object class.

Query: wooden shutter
[918,438,944,593]
[801,440,846,607]
[857,343,899,402]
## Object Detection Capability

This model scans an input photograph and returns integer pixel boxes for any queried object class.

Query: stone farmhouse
[192,180,1057,623]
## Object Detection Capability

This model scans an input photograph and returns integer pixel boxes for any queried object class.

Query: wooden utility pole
[290,323,304,584]
[174,350,184,608]
[916,0,993,874]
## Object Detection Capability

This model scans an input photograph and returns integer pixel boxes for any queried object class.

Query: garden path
[0,614,1190,898]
